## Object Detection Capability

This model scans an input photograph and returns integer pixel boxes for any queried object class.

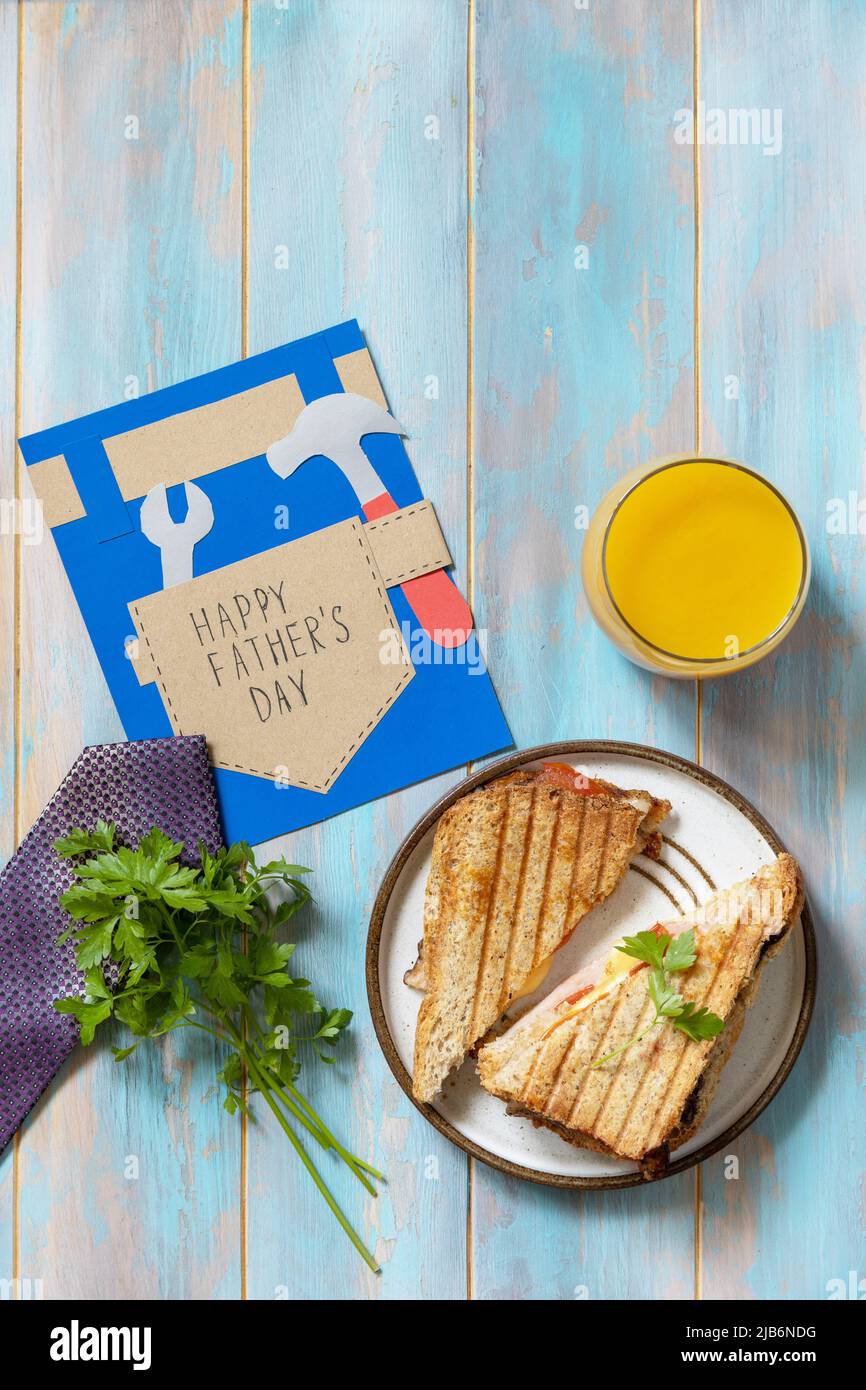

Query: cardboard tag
[22,346,382,528]
[362,500,450,587]
[129,517,414,792]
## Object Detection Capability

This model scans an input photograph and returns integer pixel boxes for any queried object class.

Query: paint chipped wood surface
[1,0,862,1300]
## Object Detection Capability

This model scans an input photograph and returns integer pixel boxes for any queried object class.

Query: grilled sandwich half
[477,853,803,1176]
[407,765,671,1103]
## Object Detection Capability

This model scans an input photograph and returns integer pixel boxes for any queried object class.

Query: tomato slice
[563,982,593,1006]
[537,762,607,795]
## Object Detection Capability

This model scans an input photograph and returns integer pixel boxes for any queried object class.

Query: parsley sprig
[590,927,724,1069]
[53,821,383,1272]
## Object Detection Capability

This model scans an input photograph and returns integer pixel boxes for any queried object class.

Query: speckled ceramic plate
[366,741,816,1189]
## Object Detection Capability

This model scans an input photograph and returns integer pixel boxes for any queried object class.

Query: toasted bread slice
[478,854,803,1175]
[409,767,670,1103]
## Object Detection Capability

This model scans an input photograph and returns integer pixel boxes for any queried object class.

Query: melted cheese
[543,946,638,1038]
[510,956,553,1003]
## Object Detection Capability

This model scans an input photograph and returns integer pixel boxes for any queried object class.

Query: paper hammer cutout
[266,393,472,649]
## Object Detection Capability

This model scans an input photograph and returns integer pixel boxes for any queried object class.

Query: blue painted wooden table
[2,0,863,1300]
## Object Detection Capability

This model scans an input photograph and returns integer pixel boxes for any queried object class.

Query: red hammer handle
[364,492,473,649]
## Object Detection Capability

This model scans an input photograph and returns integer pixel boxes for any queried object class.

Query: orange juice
[582,458,809,676]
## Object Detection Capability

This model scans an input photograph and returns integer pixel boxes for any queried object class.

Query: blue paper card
[19,321,511,843]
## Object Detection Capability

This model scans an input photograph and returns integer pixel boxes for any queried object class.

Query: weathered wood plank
[698,0,866,1299]
[10,0,852,1304]
[15,0,243,1299]
[0,0,20,1293]
[245,0,470,1298]
[470,0,699,1299]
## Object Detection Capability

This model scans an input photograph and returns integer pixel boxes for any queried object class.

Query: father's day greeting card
[19,321,510,841]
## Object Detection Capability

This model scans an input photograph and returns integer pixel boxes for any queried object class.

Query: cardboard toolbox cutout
[19,321,509,842]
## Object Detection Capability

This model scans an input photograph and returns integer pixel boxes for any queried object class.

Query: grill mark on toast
[561,795,588,935]
[466,788,512,1042]
[563,981,635,1127]
[544,1026,582,1106]
[511,798,589,1095]
[543,1007,606,1116]
[516,1039,544,1104]
[518,1014,566,1104]
[555,800,613,947]
[590,990,659,1136]
[638,900,754,1153]
[520,979,627,1124]
[520,1007,581,1107]
[575,985,656,1132]
[529,793,564,971]
[614,900,746,1154]
[591,805,613,905]
[511,964,621,1115]
[497,783,538,1013]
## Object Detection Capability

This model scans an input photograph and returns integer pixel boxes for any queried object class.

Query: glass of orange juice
[581,456,810,677]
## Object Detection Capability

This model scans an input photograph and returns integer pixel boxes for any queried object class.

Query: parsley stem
[267,1079,378,1195]
[246,1052,380,1273]
[240,1014,382,1189]
[589,1016,662,1070]
[245,1050,332,1152]
[285,1083,385,1183]
[176,1018,233,1045]
[156,903,186,955]
[193,1010,359,1172]
[229,1023,380,1199]
[242,1044,379,1195]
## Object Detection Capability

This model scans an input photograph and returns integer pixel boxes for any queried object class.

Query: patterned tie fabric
[0,735,222,1153]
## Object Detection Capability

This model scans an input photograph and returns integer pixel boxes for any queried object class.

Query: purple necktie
[0,735,222,1153]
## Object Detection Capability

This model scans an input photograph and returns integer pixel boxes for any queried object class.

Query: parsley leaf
[648,967,684,1018]
[663,928,697,973]
[672,1002,726,1042]
[616,929,669,971]
[591,924,725,1070]
[54,819,117,858]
